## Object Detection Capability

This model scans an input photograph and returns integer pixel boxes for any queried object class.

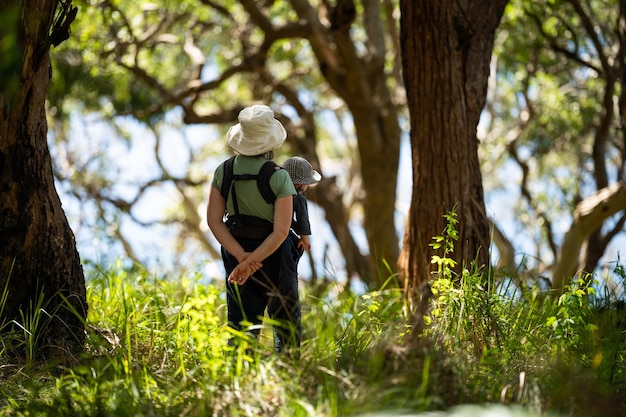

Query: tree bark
[0,0,86,358]
[398,0,508,294]
[293,0,402,286]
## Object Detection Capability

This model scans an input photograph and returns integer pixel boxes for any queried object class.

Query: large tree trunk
[398,0,508,295]
[0,0,86,359]
[286,0,402,288]
[311,0,402,287]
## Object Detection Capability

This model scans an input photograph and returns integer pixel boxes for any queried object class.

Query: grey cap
[283,156,322,185]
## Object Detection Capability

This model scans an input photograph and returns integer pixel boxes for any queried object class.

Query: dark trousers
[222,234,301,352]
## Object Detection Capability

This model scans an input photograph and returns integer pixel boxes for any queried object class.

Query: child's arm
[298,235,311,251]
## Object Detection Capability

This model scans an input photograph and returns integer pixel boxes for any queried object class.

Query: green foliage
[48,0,328,122]
[546,275,597,346]
[485,0,625,279]
[424,213,626,412]
[50,0,211,120]
[0,264,426,416]
[1,251,624,416]
[429,210,459,281]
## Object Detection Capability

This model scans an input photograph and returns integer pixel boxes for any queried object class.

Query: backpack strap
[257,161,281,204]
[220,156,282,206]
[220,156,236,201]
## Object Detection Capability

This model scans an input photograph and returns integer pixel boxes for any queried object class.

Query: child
[282,156,322,258]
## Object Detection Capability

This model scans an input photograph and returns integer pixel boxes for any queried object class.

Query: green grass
[1,252,625,416]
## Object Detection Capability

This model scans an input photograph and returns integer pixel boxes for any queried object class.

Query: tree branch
[552,181,626,289]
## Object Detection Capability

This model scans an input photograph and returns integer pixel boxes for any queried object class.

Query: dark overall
[222,235,301,352]
[220,157,301,353]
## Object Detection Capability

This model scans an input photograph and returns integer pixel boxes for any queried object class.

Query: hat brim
[305,170,322,184]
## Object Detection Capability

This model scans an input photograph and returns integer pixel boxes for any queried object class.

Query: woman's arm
[207,185,247,261]
[227,195,292,284]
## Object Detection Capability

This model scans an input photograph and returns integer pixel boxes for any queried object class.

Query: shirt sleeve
[271,169,297,199]
[291,194,312,236]
[211,162,225,190]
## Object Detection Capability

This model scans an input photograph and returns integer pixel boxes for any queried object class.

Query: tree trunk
[0,0,86,359]
[398,0,507,295]
[313,2,402,287]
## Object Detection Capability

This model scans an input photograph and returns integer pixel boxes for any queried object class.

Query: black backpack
[219,156,282,204]
[220,156,283,240]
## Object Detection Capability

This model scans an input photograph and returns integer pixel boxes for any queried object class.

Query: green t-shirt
[212,155,296,222]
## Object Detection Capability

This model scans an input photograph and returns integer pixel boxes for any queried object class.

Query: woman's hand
[227,195,292,285]
[228,256,262,285]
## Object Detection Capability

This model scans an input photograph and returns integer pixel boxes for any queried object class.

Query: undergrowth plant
[425,210,626,412]
[1,221,624,416]
[0,261,424,416]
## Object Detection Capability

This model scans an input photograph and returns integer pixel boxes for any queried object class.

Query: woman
[206,104,300,353]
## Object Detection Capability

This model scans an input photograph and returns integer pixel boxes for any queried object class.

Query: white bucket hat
[226,105,287,156]
[283,156,322,185]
